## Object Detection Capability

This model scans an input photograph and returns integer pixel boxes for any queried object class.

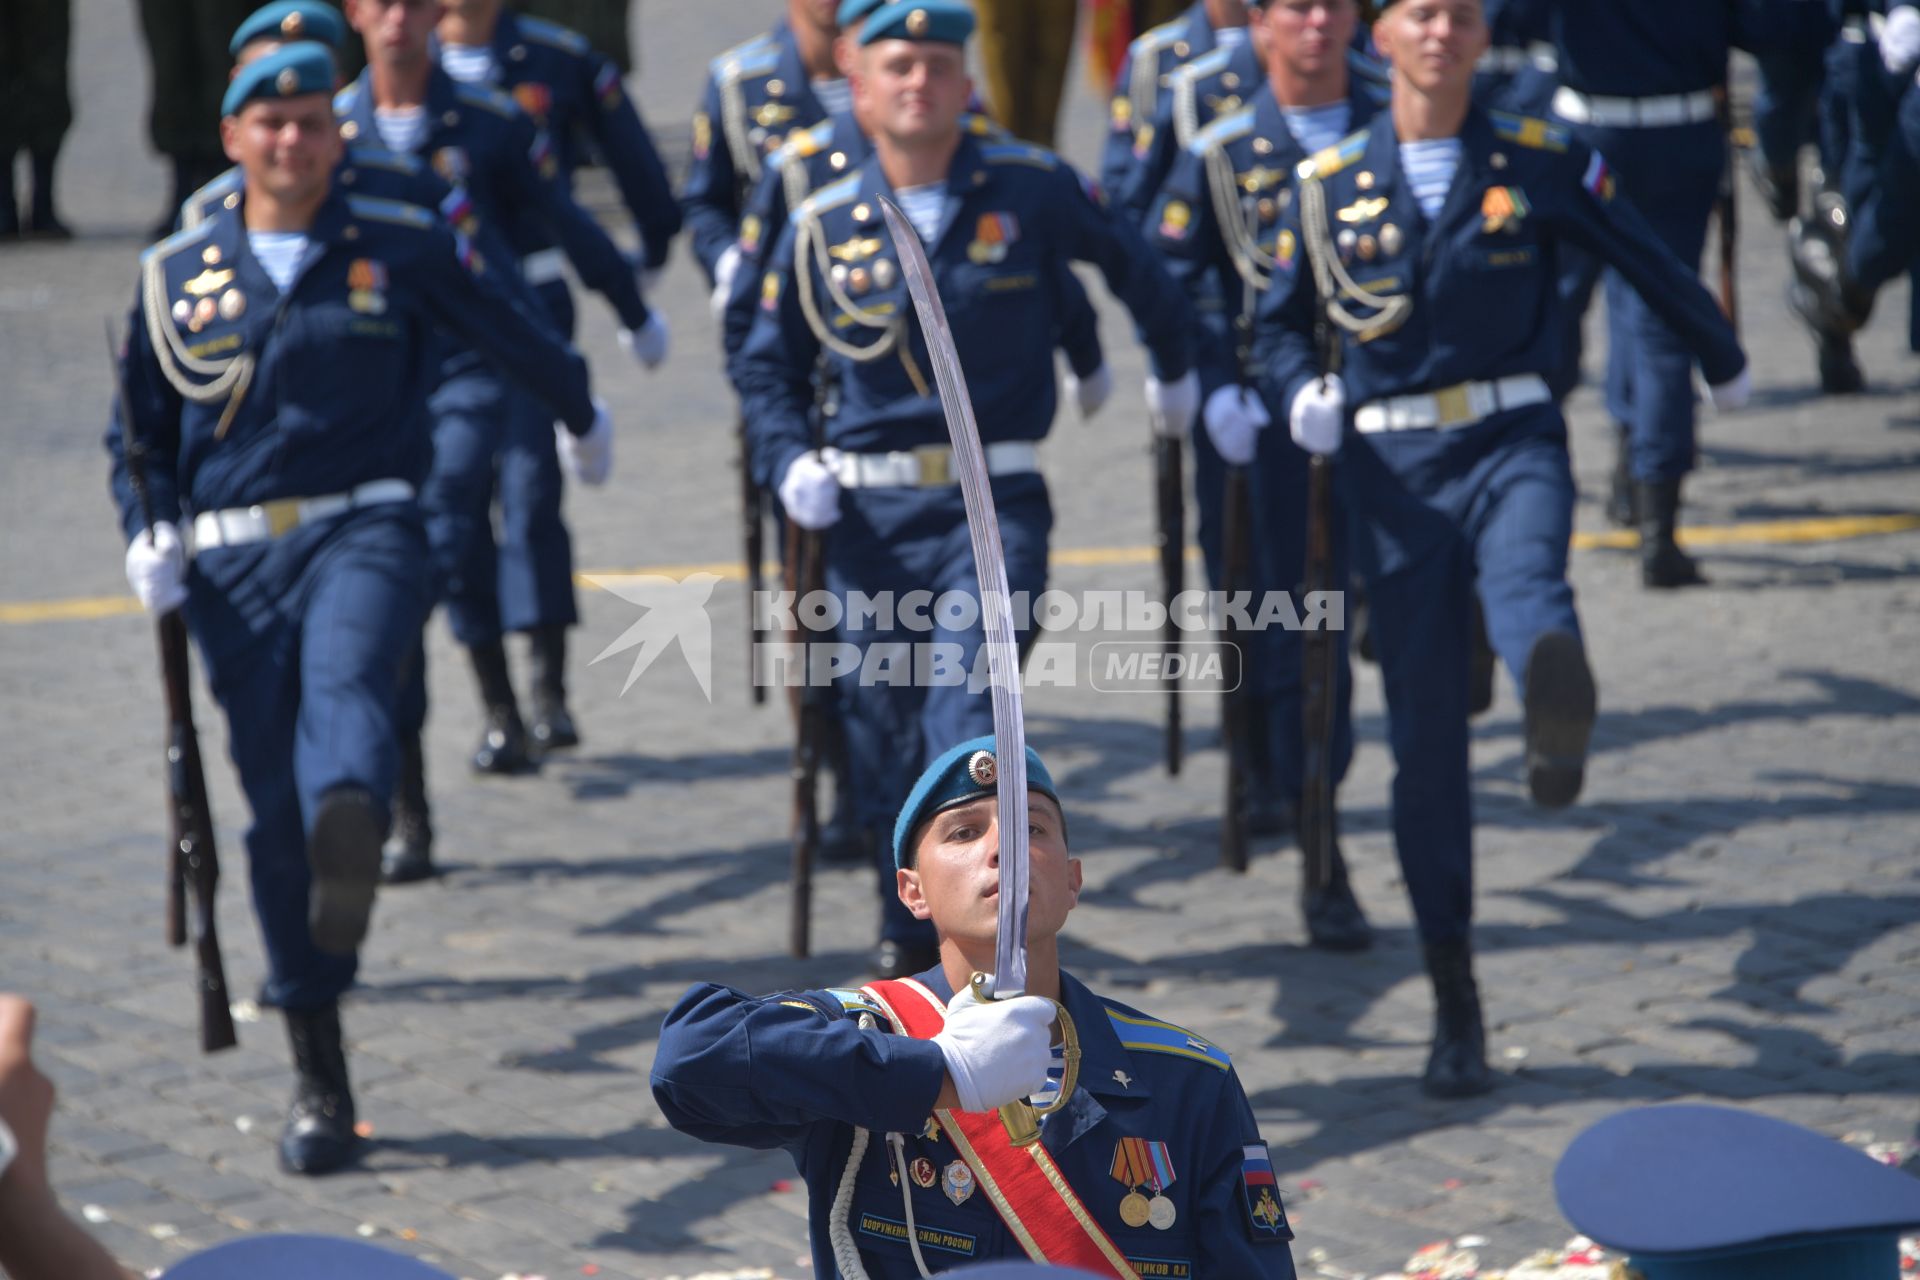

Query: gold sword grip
[970,971,1082,1148]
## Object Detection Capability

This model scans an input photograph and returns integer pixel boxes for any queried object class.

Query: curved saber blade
[880,198,1030,1000]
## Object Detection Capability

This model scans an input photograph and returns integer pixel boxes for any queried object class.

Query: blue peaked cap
[857,0,975,46]
[1555,1104,1920,1280]
[893,735,1059,869]
[221,41,335,116]
[230,1,347,54]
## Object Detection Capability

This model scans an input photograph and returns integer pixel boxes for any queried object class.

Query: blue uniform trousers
[1754,37,1831,178]
[1341,408,1578,945]
[496,279,580,633]
[189,507,431,1009]
[1558,120,1722,484]
[825,476,1052,944]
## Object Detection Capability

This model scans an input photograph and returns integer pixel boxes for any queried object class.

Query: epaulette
[347,194,436,230]
[715,38,780,82]
[345,145,425,176]
[141,218,214,267]
[1176,45,1233,89]
[179,169,242,228]
[1188,105,1254,156]
[1489,110,1571,153]
[1127,13,1190,62]
[515,15,590,55]
[454,81,519,119]
[781,118,831,161]
[792,172,860,223]
[333,83,360,113]
[981,141,1059,171]
[1296,128,1369,182]
[1106,1008,1232,1071]
[961,111,1002,139]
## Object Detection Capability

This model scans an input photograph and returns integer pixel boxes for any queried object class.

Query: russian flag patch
[1240,1143,1291,1240]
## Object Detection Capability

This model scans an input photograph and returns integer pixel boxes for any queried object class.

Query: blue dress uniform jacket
[683,22,828,283]
[1099,1,1228,204]
[653,968,1300,1279]
[105,188,591,1009]
[483,10,681,269]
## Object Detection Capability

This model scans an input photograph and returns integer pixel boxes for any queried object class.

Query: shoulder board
[1489,110,1570,153]
[1176,45,1232,87]
[515,15,590,54]
[961,112,1004,140]
[347,194,437,230]
[1106,1008,1232,1071]
[716,40,780,81]
[333,83,360,113]
[981,142,1059,170]
[824,988,885,1018]
[1296,127,1369,182]
[454,82,519,118]
[779,118,832,161]
[141,219,215,267]
[345,145,425,175]
[181,168,242,217]
[792,172,861,223]
[1189,106,1254,155]
[1128,15,1188,60]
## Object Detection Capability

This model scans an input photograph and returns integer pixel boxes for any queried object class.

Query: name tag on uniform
[856,1212,978,1258]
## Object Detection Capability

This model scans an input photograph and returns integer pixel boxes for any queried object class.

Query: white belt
[1553,86,1717,128]
[827,441,1039,489]
[1478,42,1556,76]
[189,479,416,552]
[522,247,567,285]
[1355,375,1550,434]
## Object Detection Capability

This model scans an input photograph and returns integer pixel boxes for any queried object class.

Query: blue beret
[857,0,976,46]
[838,0,888,26]
[162,1235,455,1279]
[893,734,1059,868]
[1555,1105,1920,1280]
[221,41,336,116]
[230,1,346,54]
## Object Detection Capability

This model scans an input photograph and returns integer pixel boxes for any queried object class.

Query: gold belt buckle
[1433,383,1473,429]
[260,498,301,537]
[913,444,953,487]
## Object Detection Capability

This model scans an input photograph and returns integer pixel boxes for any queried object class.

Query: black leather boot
[1421,941,1495,1098]
[280,1004,360,1175]
[1815,329,1865,395]
[1605,425,1636,528]
[307,788,382,955]
[526,625,579,753]
[1299,820,1371,952]
[1523,630,1596,810]
[380,733,435,884]
[1637,479,1705,589]
[25,148,70,240]
[467,641,535,775]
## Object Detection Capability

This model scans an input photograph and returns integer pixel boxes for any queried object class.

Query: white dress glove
[619,311,671,370]
[932,992,1057,1113]
[1062,363,1113,421]
[1144,369,1201,439]
[708,243,743,320]
[1882,4,1920,73]
[557,399,614,486]
[1704,365,1751,413]
[124,521,188,614]
[1203,384,1271,466]
[778,450,842,530]
[1289,374,1346,456]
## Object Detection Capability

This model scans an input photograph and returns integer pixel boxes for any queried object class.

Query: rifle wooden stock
[785,518,824,958]
[1155,435,1185,775]
[1218,464,1252,873]
[1715,84,1739,332]
[741,413,767,705]
[1298,455,1336,892]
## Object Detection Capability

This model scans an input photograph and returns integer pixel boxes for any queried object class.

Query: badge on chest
[966,212,1019,265]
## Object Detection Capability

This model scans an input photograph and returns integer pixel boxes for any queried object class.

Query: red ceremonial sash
[862,978,1142,1280]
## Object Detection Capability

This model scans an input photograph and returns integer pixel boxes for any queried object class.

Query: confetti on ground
[1502,1046,1529,1062]
[233,1115,255,1134]
[581,1267,599,1276]
[356,1223,378,1238]
[81,1204,109,1224]
[399,1228,419,1241]
[770,1178,795,1192]
[228,999,262,1024]
[148,1224,178,1240]
[354,1120,375,1138]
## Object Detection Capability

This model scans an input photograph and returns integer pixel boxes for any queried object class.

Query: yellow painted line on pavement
[9,511,1919,627]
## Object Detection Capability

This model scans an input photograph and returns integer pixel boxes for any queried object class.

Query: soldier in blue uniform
[1254,0,1748,1097]
[683,0,846,299]
[106,43,607,1175]
[734,0,1196,978]
[1099,0,1251,207]
[333,0,655,808]
[653,735,1300,1279]
[1555,1104,1920,1279]
[433,0,681,765]
[1145,0,1377,943]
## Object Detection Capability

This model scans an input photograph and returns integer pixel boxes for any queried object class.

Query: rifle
[107,321,237,1055]
[1155,432,1184,775]
[741,415,767,705]
[1300,294,1340,897]
[1219,284,1257,873]
[1714,82,1739,331]
[783,515,825,956]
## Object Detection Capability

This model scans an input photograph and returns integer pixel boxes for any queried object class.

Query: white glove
[932,993,1057,1113]
[1289,374,1346,455]
[1704,365,1751,413]
[1882,4,1920,73]
[1062,363,1113,421]
[778,450,842,530]
[619,311,671,370]
[1144,369,1201,439]
[124,521,188,614]
[557,399,614,486]
[708,243,743,320]
[1203,384,1271,466]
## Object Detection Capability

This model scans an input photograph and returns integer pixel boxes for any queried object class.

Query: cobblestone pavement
[2,4,1917,1278]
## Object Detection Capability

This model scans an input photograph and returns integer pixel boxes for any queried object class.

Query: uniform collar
[1363,102,1496,229]
[339,66,463,146]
